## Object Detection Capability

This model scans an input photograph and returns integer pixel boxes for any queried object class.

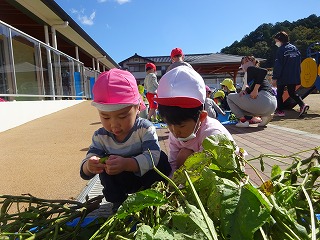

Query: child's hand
[250,90,258,99]
[105,155,139,175]
[86,156,106,175]
[176,148,194,169]
[240,90,246,96]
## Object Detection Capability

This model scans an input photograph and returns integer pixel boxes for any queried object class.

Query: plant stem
[148,150,186,202]
[184,171,219,240]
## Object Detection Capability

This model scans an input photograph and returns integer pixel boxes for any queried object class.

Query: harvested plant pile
[1,135,319,239]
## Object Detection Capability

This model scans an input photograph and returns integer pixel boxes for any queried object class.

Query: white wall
[0,100,84,132]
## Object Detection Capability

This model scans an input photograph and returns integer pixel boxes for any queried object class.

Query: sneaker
[112,202,122,214]
[258,114,273,127]
[238,117,246,123]
[249,116,262,124]
[236,121,249,128]
[274,110,285,117]
[299,104,309,117]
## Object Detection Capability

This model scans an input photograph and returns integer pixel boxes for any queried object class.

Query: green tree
[220,14,320,68]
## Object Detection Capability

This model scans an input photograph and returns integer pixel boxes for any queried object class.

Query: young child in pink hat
[154,66,237,176]
[80,68,171,213]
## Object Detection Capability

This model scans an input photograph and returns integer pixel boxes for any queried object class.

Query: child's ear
[199,110,207,122]
[135,105,141,115]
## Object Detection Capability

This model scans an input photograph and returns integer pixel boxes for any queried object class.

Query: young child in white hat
[154,66,236,176]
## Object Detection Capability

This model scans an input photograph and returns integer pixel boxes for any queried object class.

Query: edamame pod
[99,156,109,164]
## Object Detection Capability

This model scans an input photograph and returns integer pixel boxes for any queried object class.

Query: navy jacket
[272,43,301,86]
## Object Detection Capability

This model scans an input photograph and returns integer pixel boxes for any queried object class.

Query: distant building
[0,0,119,101]
[119,53,260,91]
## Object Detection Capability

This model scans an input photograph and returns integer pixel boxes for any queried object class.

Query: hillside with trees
[220,14,320,68]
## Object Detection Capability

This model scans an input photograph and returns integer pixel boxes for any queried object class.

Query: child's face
[98,105,139,142]
[222,85,228,91]
[166,118,200,140]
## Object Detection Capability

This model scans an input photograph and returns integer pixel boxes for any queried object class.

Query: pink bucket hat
[154,66,205,108]
[92,68,146,112]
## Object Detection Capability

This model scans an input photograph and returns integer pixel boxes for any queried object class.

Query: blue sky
[55,0,319,63]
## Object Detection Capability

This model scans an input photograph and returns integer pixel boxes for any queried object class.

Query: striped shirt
[80,117,160,179]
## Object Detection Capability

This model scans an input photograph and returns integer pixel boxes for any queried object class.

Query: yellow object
[220,78,236,91]
[214,90,225,99]
[138,84,145,95]
[300,57,317,88]
[318,64,320,76]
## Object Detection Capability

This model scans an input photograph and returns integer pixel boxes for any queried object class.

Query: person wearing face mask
[272,31,309,117]
[227,55,277,128]
[154,66,236,176]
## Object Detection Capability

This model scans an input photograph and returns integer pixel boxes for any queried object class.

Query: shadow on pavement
[225,125,266,135]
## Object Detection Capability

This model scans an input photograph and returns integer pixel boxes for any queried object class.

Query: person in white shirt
[144,62,159,122]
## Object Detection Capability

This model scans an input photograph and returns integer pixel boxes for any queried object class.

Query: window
[129,65,140,72]
[11,31,39,99]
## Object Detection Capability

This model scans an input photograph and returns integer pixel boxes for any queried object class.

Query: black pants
[99,151,171,203]
[276,84,304,111]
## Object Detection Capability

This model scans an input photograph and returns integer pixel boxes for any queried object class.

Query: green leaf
[171,203,216,240]
[202,135,238,170]
[271,165,281,178]
[135,225,154,240]
[225,184,272,240]
[309,166,320,175]
[201,170,272,239]
[135,224,204,240]
[270,203,309,239]
[172,152,211,185]
[204,169,240,221]
[117,189,168,219]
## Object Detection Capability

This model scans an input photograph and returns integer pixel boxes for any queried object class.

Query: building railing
[0,20,99,101]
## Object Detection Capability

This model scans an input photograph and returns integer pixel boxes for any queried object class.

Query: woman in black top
[227,56,277,127]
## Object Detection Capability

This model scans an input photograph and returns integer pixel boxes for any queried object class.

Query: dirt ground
[270,93,320,134]
[0,101,100,201]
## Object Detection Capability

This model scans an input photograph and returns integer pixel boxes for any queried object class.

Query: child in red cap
[166,47,193,72]
[144,62,159,122]
[80,68,171,213]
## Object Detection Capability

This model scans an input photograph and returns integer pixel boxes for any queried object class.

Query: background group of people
[205,31,309,128]
[227,31,309,127]
[142,31,310,129]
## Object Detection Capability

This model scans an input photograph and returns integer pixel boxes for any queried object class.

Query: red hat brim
[154,97,202,108]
